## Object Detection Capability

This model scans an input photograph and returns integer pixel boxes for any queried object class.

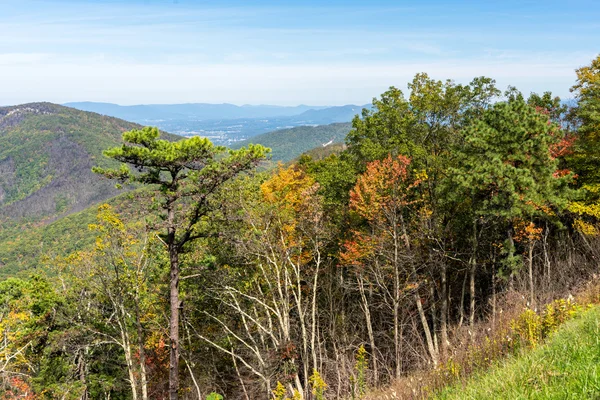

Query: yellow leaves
[261,164,316,212]
[260,164,322,257]
[272,382,287,400]
[568,187,600,236]
[309,369,328,400]
[0,310,32,371]
[573,219,598,236]
[572,54,600,99]
[89,203,126,233]
[569,201,600,220]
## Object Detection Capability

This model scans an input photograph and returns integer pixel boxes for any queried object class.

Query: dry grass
[364,276,600,400]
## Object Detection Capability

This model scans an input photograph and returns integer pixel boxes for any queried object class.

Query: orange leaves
[261,163,317,213]
[349,154,422,222]
[341,154,426,268]
[549,134,576,160]
[513,220,543,243]
[3,377,36,400]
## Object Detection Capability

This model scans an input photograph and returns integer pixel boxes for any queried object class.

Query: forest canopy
[1,55,600,400]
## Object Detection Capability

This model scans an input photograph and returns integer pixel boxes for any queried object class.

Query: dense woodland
[1,54,600,400]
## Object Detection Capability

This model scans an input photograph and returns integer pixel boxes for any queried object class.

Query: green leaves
[451,99,573,220]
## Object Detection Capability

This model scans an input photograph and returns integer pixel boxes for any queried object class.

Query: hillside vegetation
[0,56,599,399]
[0,103,142,221]
[232,122,351,161]
[437,305,600,399]
[0,189,150,278]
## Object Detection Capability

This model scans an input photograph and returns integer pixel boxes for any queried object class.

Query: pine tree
[94,127,268,399]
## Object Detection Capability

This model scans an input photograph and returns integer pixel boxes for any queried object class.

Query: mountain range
[63,102,330,121]
[0,102,180,223]
[65,101,367,144]
[0,102,354,275]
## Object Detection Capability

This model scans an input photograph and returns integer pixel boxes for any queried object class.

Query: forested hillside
[1,55,599,400]
[232,122,351,161]
[0,103,178,222]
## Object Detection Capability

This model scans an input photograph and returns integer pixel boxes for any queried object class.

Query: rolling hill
[231,122,352,162]
[0,104,351,275]
[0,189,150,277]
[0,102,178,222]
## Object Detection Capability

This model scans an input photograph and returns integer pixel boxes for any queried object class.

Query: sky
[0,0,599,106]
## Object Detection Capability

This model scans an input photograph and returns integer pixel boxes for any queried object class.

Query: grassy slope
[437,306,600,400]
[232,122,351,162]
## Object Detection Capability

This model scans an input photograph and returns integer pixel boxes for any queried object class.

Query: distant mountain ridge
[65,102,368,145]
[64,102,331,122]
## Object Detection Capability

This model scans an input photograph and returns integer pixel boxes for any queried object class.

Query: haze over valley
[64,101,366,145]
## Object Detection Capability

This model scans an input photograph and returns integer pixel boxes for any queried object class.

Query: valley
[66,101,367,145]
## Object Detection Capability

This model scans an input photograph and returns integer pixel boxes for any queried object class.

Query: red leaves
[3,377,36,400]
[549,134,576,159]
[349,154,421,222]
[341,154,425,267]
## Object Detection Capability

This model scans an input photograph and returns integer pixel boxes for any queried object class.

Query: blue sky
[0,0,598,106]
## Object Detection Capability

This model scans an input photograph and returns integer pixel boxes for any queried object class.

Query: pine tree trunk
[169,241,180,400]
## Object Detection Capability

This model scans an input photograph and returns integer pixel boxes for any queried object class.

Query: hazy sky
[1,0,598,106]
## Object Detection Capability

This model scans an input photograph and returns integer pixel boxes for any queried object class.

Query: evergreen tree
[94,127,268,399]
[450,99,573,289]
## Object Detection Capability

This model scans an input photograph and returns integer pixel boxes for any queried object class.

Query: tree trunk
[528,242,535,308]
[469,258,476,327]
[124,343,138,400]
[136,306,149,400]
[543,223,551,288]
[458,270,467,328]
[415,292,438,367]
[357,274,378,384]
[393,299,401,378]
[492,267,497,332]
[169,243,180,400]
[469,218,477,327]
[507,228,515,291]
[430,285,439,355]
[440,262,448,360]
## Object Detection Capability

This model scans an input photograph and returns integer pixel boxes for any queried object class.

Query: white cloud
[0,54,587,106]
[0,53,52,65]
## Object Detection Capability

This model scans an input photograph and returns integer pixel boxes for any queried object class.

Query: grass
[436,305,600,400]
